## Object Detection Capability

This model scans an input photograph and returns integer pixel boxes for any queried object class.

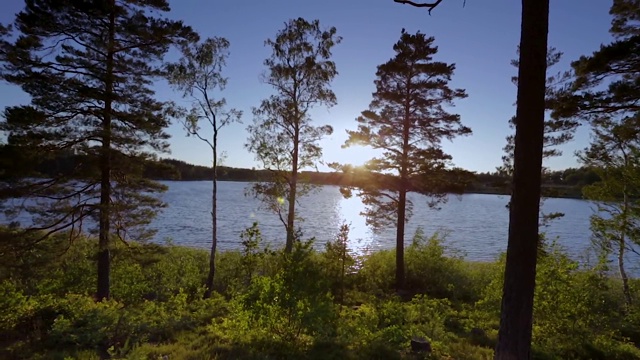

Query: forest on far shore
[15,151,601,199]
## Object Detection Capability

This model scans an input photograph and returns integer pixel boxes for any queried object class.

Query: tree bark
[96,1,116,302]
[620,186,632,306]
[204,124,218,299]
[619,230,632,306]
[495,0,549,358]
[396,189,407,290]
[396,94,411,291]
[286,123,300,253]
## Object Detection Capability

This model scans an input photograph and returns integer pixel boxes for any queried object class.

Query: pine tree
[341,31,470,290]
[495,0,550,357]
[391,0,552,357]
[550,0,640,307]
[580,114,640,306]
[499,47,577,232]
[499,47,576,178]
[552,0,640,121]
[0,0,196,300]
[245,18,341,253]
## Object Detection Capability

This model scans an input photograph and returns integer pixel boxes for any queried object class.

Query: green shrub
[2,224,639,359]
[321,223,357,305]
[239,240,336,347]
[477,241,640,359]
[355,249,396,295]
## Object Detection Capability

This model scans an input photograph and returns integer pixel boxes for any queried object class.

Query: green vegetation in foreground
[1,225,639,360]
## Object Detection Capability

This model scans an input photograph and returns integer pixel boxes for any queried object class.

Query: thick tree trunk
[495,0,549,358]
[396,95,410,291]
[204,128,218,299]
[97,2,116,302]
[286,125,300,253]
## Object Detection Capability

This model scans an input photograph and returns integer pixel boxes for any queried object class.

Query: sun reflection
[337,193,373,256]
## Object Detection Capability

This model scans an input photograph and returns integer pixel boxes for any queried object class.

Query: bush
[477,241,640,360]
[2,225,639,359]
[356,228,495,303]
[239,239,337,347]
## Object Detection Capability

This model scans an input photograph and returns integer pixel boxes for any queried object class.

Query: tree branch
[393,0,444,14]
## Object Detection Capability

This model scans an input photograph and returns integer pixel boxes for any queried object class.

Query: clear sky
[0,0,614,173]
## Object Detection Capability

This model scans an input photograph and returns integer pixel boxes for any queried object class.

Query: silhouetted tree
[166,37,242,298]
[580,115,640,306]
[246,18,341,252]
[341,31,470,290]
[499,47,575,177]
[0,0,195,301]
[388,9,552,348]
[499,47,577,232]
[551,0,640,122]
[495,0,550,358]
[552,0,640,307]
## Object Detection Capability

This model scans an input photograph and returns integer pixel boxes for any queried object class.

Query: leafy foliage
[166,36,242,297]
[0,226,639,359]
[245,17,341,252]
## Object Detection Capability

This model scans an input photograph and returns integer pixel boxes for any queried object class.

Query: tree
[499,47,577,232]
[551,0,640,122]
[245,18,341,252]
[166,37,242,299]
[0,23,9,75]
[494,1,550,358]
[580,115,640,306]
[499,47,575,178]
[393,0,551,357]
[340,31,470,290]
[0,0,195,301]
[551,0,640,306]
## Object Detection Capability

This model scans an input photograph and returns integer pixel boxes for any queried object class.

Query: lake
[154,181,617,266]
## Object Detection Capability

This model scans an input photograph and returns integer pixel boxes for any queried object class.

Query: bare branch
[393,0,444,14]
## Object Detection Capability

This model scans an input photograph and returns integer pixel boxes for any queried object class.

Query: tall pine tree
[341,31,470,290]
[552,0,640,307]
[580,114,640,306]
[0,0,196,300]
[499,47,575,178]
[499,47,577,232]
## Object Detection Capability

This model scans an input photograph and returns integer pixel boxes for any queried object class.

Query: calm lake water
[153,181,628,267]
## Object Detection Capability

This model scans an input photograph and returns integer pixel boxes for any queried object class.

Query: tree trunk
[495,0,549,358]
[96,2,116,302]
[619,232,632,306]
[286,124,300,253]
[396,189,407,290]
[204,126,218,299]
[620,189,632,306]
[396,95,411,291]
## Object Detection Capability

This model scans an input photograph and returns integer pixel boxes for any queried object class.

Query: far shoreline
[155,178,586,200]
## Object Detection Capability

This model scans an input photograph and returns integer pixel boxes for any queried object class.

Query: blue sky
[0,0,613,172]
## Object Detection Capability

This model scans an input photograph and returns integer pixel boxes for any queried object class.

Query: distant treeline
[467,167,601,198]
[3,149,600,198]
[146,159,472,193]
[147,159,600,198]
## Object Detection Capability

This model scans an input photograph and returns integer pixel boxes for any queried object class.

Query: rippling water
[154,181,612,265]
